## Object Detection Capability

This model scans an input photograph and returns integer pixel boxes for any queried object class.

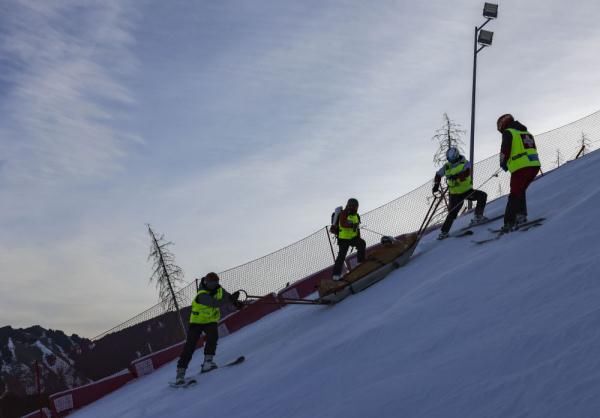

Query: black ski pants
[176,322,218,370]
[332,236,366,277]
[441,189,487,234]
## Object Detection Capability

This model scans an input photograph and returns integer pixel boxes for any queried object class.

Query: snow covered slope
[72,151,600,418]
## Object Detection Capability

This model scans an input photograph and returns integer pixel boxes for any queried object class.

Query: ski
[456,214,504,232]
[169,356,245,388]
[488,217,546,233]
[518,222,544,232]
[436,214,503,241]
[450,230,474,238]
[169,377,197,388]
[473,217,546,245]
[201,355,245,374]
[472,232,504,245]
[437,229,474,241]
[225,355,246,366]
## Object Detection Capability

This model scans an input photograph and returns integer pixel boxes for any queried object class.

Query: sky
[1,0,600,338]
[69,149,600,418]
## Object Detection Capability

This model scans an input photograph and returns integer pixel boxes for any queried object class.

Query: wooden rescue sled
[318,233,418,304]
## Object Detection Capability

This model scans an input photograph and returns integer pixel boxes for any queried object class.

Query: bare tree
[432,113,467,166]
[577,132,591,158]
[554,148,563,168]
[147,224,187,338]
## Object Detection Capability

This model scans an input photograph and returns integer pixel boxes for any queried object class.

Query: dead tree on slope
[431,113,467,166]
[147,224,187,338]
[575,132,592,159]
[554,148,563,168]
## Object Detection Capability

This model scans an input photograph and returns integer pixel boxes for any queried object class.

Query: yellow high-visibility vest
[338,213,359,240]
[506,128,541,173]
[190,288,223,324]
[444,159,473,195]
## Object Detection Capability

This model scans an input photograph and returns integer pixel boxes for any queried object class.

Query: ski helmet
[346,198,359,208]
[496,113,514,132]
[205,272,219,282]
[446,147,461,163]
[201,272,220,289]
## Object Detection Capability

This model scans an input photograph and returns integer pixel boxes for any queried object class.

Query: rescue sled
[318,233,418,304]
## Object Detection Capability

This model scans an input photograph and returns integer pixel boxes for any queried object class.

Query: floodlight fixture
[483,3,498,19]
[468,3,498,210]
[478,30,494,46]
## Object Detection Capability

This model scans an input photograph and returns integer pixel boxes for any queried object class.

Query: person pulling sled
[174,272,243,385]
[330,198,366,280]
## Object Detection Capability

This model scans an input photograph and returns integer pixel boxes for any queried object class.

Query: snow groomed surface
[72,150,600,418]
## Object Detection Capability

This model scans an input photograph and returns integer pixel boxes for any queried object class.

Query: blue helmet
[446,147,461,163]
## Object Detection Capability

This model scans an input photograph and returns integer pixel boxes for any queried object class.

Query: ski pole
[358,225,387,237]
[238,290,330,306]
[444,168,502,216]
[245,299,329,306]
[247,295,329,305]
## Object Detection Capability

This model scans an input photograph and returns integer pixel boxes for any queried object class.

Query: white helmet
[446,147,461,163]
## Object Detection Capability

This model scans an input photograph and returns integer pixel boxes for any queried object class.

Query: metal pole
[468,16,492,210]
[468,25,478,210]
[325,227,336,263]
[243,293,330,306]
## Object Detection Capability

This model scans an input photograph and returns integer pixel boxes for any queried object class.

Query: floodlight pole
[468,17,492,209]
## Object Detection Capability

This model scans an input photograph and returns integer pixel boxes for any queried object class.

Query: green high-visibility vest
[506,128,541,173]
[444,159,473,195]
[190,288,223,324]
[338,213,359,240]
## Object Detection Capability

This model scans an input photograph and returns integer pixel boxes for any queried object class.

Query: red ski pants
[509,166,540,198]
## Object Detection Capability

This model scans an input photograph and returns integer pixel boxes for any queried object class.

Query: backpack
[329,206,343,236]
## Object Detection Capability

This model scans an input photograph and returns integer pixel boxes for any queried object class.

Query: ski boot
[201,355,218,373]
[499,223,514,234]
[469,214,488,226]
[515,214,528,226]
[174,368,186,385]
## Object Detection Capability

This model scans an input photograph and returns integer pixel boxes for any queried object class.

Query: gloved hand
[432,183,439,194]
[233,300,244,309]
[231,291,240,301]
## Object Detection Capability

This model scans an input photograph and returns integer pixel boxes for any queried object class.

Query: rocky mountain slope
[0,325,91,417]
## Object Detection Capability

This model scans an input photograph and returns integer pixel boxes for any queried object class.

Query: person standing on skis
[432,147,488,240]
[174,272,243,385]
[496,114,541,232]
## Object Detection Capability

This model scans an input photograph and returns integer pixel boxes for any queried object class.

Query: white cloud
[0,0,139,186]
[2,0,600,338]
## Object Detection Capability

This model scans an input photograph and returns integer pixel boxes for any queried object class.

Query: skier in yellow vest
[331,198,366,280]
[174,272,242,385]
[432,147,488,240]
[497,114,541,232]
